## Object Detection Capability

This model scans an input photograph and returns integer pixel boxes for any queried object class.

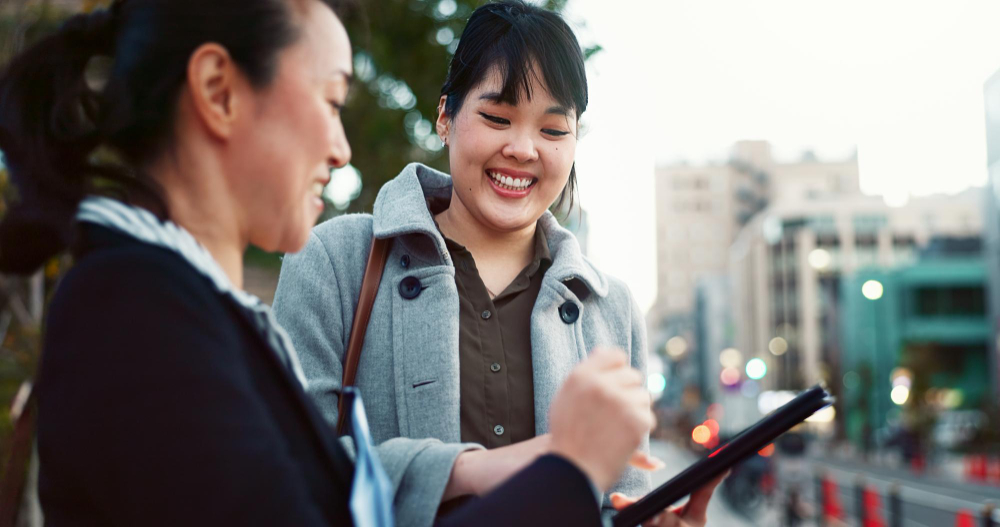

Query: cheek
[544,141,576,185]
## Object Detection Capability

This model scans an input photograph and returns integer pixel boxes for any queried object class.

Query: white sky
[562,0,1000,313]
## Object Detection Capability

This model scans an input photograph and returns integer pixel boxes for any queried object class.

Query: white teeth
[488,171,534,191]
[312,182,325,197]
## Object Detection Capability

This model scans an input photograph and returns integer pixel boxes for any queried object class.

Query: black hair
[440,0,587,213]
[0,0,346,274]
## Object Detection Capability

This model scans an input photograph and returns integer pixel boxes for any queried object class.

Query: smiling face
[229,0,353,253]
[439,66,578,234]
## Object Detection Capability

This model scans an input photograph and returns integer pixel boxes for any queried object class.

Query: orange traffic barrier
[955,509,974,527]
[822,476,843,521]
[862,486,885,527]
[988,457,1000,485]
[966,454,989,482]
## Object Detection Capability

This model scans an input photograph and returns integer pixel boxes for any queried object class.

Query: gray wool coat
[273,163,651,526]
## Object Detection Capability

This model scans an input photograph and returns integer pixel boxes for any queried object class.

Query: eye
[542,129,570,137]
[478,112,510,126]
[329,100,344,114]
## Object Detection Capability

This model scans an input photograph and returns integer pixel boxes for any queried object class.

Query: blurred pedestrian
[274,1,654,522]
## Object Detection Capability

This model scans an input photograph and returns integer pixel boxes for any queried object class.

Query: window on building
[816,234,841,248]
[853,215,887,233]
[914,285,986,316]
[809,216,837,236]
[856,234,878,248]
[892,234,915,248]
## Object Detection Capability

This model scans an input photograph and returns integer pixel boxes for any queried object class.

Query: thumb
[610,492,638,511]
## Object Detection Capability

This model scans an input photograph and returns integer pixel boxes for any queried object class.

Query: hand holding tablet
[613,384,834,527]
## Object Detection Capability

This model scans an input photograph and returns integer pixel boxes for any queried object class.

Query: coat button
[493,425,505,436]
[481,310,492,320]
[400,255,410,268]
[399,276,422,300]
[490,362,501,373]
[559,301,579,324]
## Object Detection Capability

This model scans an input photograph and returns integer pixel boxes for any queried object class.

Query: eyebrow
[478,92,572,117]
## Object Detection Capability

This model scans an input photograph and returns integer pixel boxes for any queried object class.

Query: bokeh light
[768,337,788,356]
[862,280,884,300]
[890,385,910,405]
[647,373,667,394]
[666,336,689,358]
[692,425,711,444]
[720,367,741,386]
[719,347,742,368]
[746,358,767,380]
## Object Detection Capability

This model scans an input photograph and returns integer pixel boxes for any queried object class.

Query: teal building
[839,258,990,446]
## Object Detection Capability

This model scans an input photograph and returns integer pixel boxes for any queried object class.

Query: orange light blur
[758,443,775,457]
[706,403,723,420]
[705,436,720,449]
[692,425,711,444]
[704,419,720,436]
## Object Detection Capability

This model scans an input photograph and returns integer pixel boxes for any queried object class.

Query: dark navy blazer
[36,225,601,526]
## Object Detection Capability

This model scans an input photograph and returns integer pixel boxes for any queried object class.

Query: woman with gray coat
[274,2,659,525]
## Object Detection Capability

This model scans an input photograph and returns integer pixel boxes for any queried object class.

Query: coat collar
[75,196,310,387]
[372,163,609,298]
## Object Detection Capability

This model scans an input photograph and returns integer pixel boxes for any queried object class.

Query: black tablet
[613,384,833,527]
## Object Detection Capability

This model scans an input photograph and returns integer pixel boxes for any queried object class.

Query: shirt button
[493,425,505,436]
[481,310,492,320]
[400,254,410,268]
[490,362,501,372]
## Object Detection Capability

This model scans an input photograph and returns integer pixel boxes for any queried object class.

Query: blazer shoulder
[53,243,217,311]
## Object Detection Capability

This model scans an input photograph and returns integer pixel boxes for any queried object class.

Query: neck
[435,190,537,274]
[149,152,247,290]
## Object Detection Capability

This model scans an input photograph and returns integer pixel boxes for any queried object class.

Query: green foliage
[333,0,481,215]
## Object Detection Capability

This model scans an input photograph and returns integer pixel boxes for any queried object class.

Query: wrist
[445,448,487,499]
[550,443,612,493]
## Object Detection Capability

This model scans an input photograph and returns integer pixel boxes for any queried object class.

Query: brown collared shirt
[444,230,551,448]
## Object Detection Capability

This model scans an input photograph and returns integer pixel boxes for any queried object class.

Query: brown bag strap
[336,236,391,435]
[0,382,35,527]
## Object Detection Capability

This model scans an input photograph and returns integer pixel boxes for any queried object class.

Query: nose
[328,121,352,170]
[501,129,538,164]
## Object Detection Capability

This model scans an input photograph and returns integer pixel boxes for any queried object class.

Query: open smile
[486,170,537,197]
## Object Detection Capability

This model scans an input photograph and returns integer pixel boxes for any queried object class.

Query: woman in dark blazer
[0,0,719,526]
[0,0,728,526]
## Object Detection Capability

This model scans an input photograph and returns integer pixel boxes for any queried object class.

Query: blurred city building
[650,141,859,416]
[651,141,859,325]
[729,190,983,396]
[840,258,989,449]
[982,67,1000,404]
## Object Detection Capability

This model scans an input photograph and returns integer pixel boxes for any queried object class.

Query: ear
[186,43,242,141]
[435,95,451,144]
